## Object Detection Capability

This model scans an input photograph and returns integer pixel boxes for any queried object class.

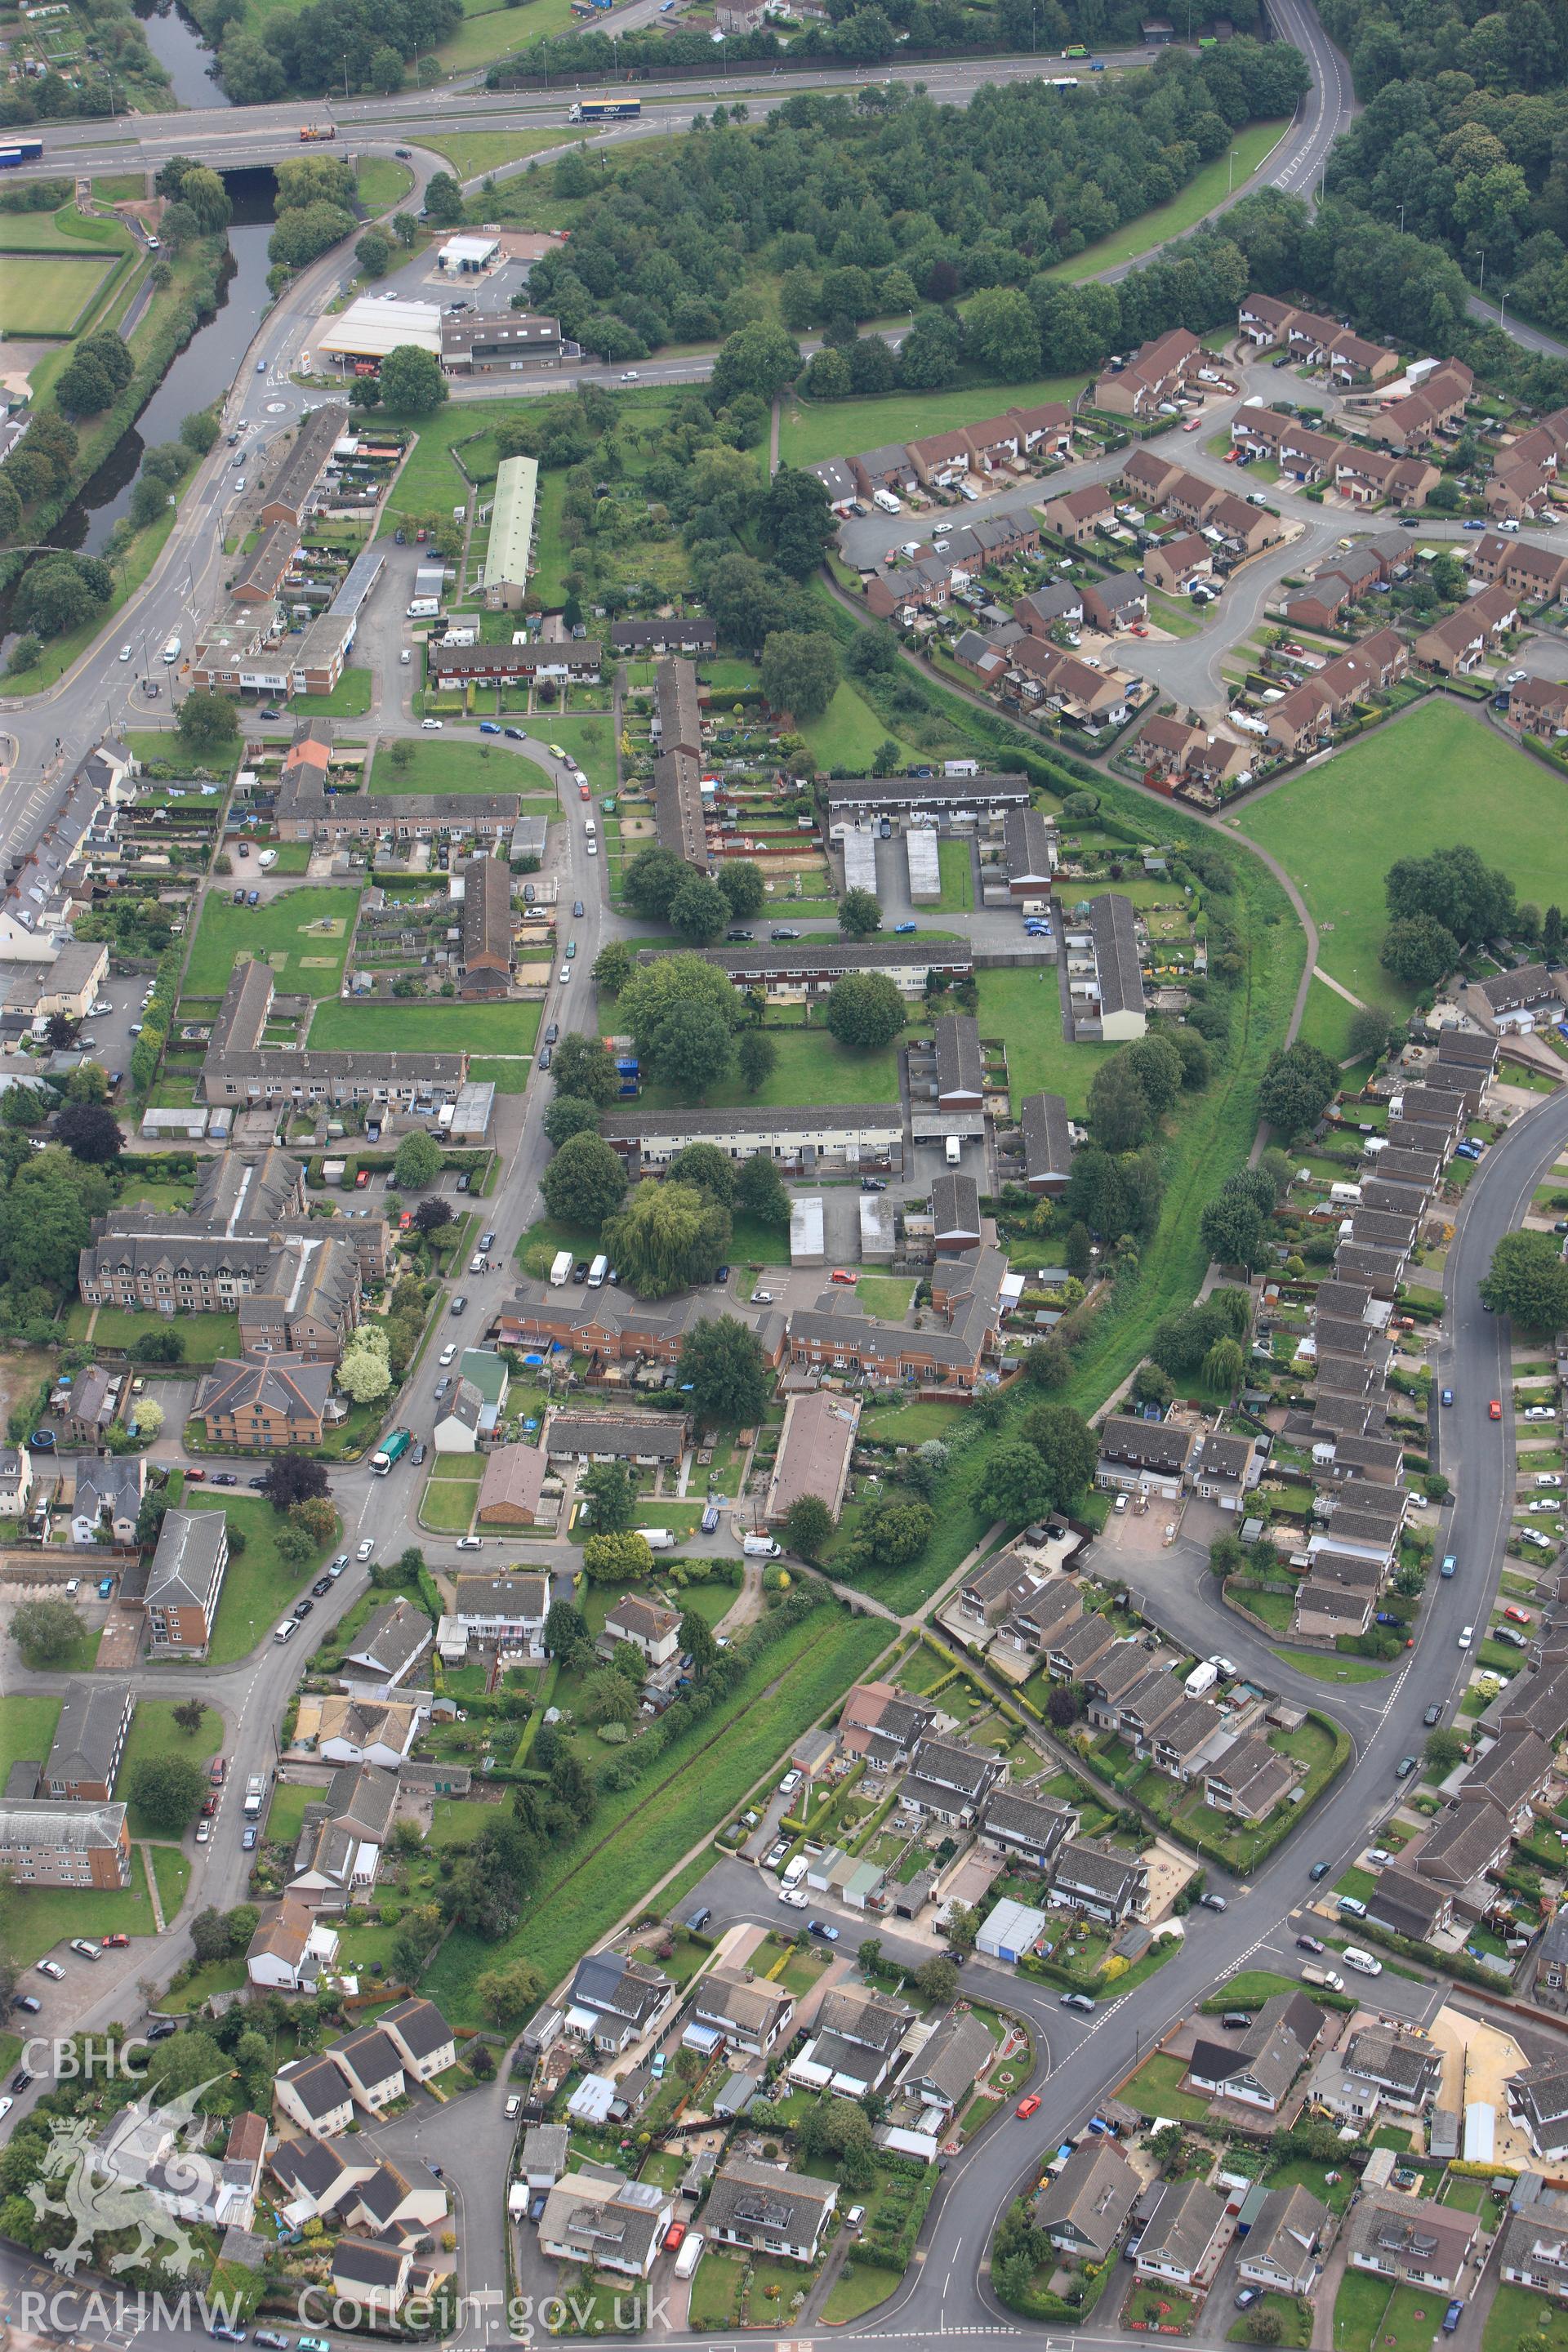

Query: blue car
[1441,1387,1454,1405]
[479,721,501,735]
[1463,519,1486,531]
[893,921,917,934]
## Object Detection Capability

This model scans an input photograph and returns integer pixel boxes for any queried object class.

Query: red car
[831,1269,859,1285]
[209,1757,226,1784]
[201,1795,217,1817]
[578,782,590,800]
[1016,2095,1041,2120]
[101,1934,129,1949]
[355,1169,371,1189]
[1490,1400,1503,1421]
[1504,1605,1532,1624]
[664,2222,686,2253]
[185,1466,207,1481]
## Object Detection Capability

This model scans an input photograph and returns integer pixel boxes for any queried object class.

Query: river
[131,0,231,111]
[50,175,275,559]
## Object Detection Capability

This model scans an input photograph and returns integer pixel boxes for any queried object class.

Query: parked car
[1441,1387,1454,1406]
[1296,1934,1325,1953]
[35,1959,65,1980]
[807,1918,840,1942]
[1423,1703,1444,1726]
[356,1539,376,1561]
[1198,1891,1227,1911]
[456,1536,482,1552]
[1395,1753,1418,1777]
[242,1828,257,1850]
[1016,2095,1041,2119]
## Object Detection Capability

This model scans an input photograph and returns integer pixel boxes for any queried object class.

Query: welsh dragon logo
[26,2076,222,2277]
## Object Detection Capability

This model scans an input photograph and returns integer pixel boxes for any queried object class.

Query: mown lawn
[1238,701,1568,1018]
[417,128,575,182]
[0,1845,157,1967]
[148,1844,191,1925]
[183,884,358,999]
[0,1696,61,1792]
[121,1701,223,1840]
[1483,2284,1568,2352]
[183,1494,339,1666]
[310,999,541,1080]
[368,737,557,795]
[639,1026,900,1111]
[977,965,1112,1115]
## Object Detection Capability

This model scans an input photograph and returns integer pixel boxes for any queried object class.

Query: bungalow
[1036,2137,1139,2260]
[539,2172,671,2278]
[1514,2059,1568,2162]
[546,1410,688,1468]
[1499,2194,1568,2299]
[1347,2194,1478,2292]
[341,1597,431,1690]
[1236,2186,1330,2296]
[290,1693,421,1771]
[704,2161,838,2263]
[1186,1990,1323,2114]
[1135,2178,1229,2287]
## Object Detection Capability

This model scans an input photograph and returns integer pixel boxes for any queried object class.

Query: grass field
[1334,2276,1442,2352]
[0,1845,157,1969]
[1270,1646,1393,1683]
[0,207,132,254]
[292,667,372,719]
[1045,120,1286,281]
[265,1780,310,1843]
[422,1458,483,1532]
[976,966,1111,1115]
[355,157,415,213]
[638,1026,900,1111]
[1237,702,1568,1018]
[778,373,1089,469]
[73,1301,240,1361]
[184,884,358,999]
[531,711,617,795]
[421,1605,892,2022]
[417,128,576,182]
[148,1843,191,1925]
[800,681,925,772]
[369,737,557,794]
[121,1701,223,1841]
[184,1494,338,1667]
[310,998,541,1081]
[0,1695,61,1793]
[0,251,114,336]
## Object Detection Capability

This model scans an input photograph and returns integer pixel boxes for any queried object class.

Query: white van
[584,816,597,836]
[944,1134,962,1165]
[274,1619,298,1644]
[674,2232,703,2281]
[587,1253,608,1287]
[872,488,902,514]
[1342,1946,1383,1976]
[743,1534,782,1558]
